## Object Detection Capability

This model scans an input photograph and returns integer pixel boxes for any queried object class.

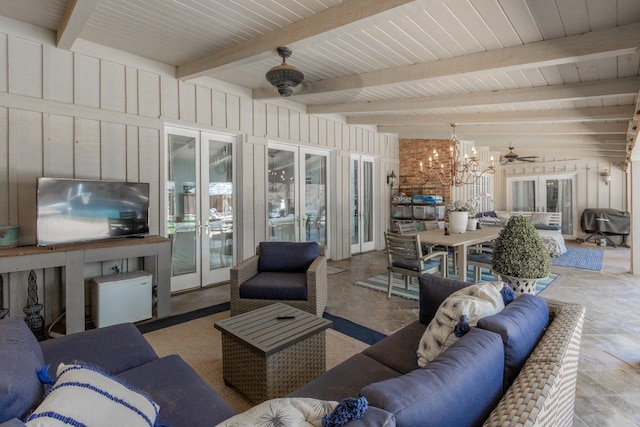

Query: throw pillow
[25,363,159,427]
[530,212,550,225]
[215,397,338,427]
[417,281,505,367]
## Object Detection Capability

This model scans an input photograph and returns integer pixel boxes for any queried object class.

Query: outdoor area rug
[327,265,347,275]
[551,246,603,271]
[355,269,558,300]
[142,310,371,413]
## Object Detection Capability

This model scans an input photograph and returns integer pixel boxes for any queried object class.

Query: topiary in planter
[492,215,551,281]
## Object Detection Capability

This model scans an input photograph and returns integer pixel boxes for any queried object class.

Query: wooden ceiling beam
[309,76,640,114]
[176,0,416,79]
[347,106,635,125]
[56,0,99,49]
[255,22,640,99]
[378,122,628,136]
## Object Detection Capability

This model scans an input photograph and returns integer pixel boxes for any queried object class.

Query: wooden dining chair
[384,232,448,299]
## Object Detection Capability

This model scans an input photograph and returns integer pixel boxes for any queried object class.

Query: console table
[0,235,171,334]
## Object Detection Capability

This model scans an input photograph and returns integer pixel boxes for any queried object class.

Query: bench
[511,211,567,256]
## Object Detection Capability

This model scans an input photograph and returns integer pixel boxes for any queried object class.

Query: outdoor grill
[579,208,630,247]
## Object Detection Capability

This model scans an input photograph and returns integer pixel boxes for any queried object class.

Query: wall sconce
[387,170,397,187]
[600,169,611,185]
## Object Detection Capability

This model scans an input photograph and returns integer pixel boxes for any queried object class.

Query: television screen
[36,178,150,246]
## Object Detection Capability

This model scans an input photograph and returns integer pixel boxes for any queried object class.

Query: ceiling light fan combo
[501,145,539,164]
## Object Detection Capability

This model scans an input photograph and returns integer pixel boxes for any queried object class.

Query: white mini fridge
[91,271,153,328]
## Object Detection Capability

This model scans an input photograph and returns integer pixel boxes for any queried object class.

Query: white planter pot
[499,274,546,295]
[467,218,478,231]
[448,212,468,234]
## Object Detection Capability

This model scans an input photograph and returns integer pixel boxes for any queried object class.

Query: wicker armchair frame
[229,244,327,316]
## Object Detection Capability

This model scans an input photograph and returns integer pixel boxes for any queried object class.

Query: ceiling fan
[501,145,539,164]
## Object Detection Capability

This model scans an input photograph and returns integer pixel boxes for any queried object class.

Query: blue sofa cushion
[362,321,426,374]
[418,274,471,324]
[0,317,44,422]
[239,272,308,300]
[258,242,319,273]
[477,294,549,391]
[40,322,158,378]
[118,354,236,427]
[360,328,504,427]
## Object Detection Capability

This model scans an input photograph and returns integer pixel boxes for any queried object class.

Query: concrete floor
[168,240,640,426]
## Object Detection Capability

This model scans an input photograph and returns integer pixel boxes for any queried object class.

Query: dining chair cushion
[467,252,493,264]
[258,242,319,273]
[239,272,308,300]
[391,259,440,271]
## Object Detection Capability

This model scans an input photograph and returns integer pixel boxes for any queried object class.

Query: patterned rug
[355,269,558,300]
[551,246,604,271]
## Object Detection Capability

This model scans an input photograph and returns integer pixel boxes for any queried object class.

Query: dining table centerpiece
[447,200,475,234]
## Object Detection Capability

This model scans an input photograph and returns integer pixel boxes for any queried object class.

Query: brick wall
[399,138,453,202]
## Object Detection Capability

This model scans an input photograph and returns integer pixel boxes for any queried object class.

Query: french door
[350,155,376,254]
[267,143,329,247]
[506,174,576,237]
[165,126,236,292]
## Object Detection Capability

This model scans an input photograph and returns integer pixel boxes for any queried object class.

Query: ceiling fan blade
[519,158,537,163]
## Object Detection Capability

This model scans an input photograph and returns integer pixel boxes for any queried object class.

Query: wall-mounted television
[36,178,150,247]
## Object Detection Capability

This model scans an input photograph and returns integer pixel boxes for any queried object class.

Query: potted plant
[492,215,551,295]
[447,200,473,233]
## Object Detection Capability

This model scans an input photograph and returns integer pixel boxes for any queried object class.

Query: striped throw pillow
[25,363,159,427]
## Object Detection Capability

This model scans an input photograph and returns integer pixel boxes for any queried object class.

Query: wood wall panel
[0,107,8,225]
[290,110,300,141]
[195,85,211,126]
[10,109,42,244]
[300,112,309,144]
[226,94,240,131]
[178,81,196,123]
[278,106,289,140]
[126,67,138,115]
[8,36,42,99]
[253,101,266,137]
[160,76,178,119]
[74,55,100,108]
[138,127,160,235]
[0,34,6,93]
[212,90,226,129]
[126,125,139,182]
[101,61,126,113]
[43,113,74,177]
[138,70,160,118]
[74,118,101,179]
[309,116,318,145]
[43,46,73,103]
[266,104,278,137]
[100,122,127,181]
[239,96,253,134]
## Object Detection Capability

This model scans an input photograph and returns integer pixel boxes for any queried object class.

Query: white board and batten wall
[0,21,399,324]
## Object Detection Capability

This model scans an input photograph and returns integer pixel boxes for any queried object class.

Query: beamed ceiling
[1,0,639,166]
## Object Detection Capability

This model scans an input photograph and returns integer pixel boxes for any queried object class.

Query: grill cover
[580,209,630,235]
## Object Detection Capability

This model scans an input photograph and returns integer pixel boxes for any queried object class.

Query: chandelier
[419,124,495,187]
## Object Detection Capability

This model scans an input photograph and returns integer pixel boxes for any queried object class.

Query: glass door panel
[303,152,327,246]
[203,134,235,284]
[268,144,330,247]
[507,174,576,237]
[165,127,237,292]
[166,131,199,292]
[351,155,376,254]
[268,148,296,241]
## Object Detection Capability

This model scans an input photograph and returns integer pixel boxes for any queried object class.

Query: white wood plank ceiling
[0,0,638,164]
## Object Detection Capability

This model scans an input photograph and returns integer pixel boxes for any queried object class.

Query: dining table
[417,226,503,282]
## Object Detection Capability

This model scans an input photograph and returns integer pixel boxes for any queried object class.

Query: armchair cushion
[240,272,308,300]
[258,242,319,273]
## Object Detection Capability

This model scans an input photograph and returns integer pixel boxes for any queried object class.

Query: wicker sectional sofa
[291,274,586,427]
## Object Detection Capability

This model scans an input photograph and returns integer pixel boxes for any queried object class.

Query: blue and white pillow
[25,363,159,427]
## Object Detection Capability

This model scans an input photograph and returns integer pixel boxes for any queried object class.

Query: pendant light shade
[265,46,304,97]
